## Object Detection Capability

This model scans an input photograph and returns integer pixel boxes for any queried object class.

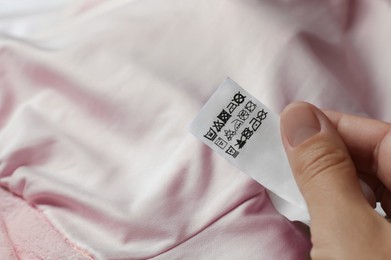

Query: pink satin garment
[0,0,390,259]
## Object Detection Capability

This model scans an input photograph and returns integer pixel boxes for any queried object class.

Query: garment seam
[0,187,95,260]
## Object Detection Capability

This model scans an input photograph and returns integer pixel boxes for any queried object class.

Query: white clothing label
[189,78,309,222]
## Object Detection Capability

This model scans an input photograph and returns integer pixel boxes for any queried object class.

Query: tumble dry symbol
[245,100,257,113]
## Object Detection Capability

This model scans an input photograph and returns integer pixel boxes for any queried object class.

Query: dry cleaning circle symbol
[232,92,246,105]
[256,109,268,121]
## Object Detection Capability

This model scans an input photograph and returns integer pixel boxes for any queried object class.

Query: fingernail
[281,103,321,147]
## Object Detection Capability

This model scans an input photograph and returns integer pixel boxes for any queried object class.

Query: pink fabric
[0,188,92,259]
[1,0,391,259]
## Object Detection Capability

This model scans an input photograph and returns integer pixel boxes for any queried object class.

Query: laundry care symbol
[256,109,268,121]
[212,109,231,132]
[249,109,268,131]
[237,109,250,121]
[227,91,246,114]
[234,109,268,149]
[215,137,228,150]
[232,91,246,105]
[224,129,236,141]
[203,91,250,156]
[235,127,253,149]
[226,145,239,158]
[204,128,217,141]
[232,119,243,131]
[217,109,231,123]
[226,102,238,114]
[244,100,257,113]
[213,120,225,132]
[237,100,257,121]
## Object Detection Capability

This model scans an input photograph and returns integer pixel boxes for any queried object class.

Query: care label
[189,78,309,222]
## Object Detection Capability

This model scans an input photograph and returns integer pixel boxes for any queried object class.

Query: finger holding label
[280,102,391,259]
[324,110,391,216]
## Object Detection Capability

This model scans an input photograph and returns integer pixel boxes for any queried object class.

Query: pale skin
[280,102,391,260]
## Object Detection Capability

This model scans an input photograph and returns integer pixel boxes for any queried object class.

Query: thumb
[280,102,370,220]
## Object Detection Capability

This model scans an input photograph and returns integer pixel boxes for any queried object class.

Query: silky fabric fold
[1,0,390,259]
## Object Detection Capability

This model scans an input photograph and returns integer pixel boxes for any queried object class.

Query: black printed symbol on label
[217,109,231,124]
[235,127,253,149]
[232,92,246,105]
[256,109,268,121]
[224,130,236,141]
[242,127,253,139]
[214,137,228,150]
[237,109,250,121]
[235,136,247,149]
[250,118,261,131]
[226,145,239,158]
[232,119,243,131]
[224,129,236,141]
[213,120,225,132]
[249,109,268,131]
[227,102,238,114]
[245,101,257,113]
[204,128,217,141]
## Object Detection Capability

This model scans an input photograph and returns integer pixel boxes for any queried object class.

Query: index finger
[323,110,391,190]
